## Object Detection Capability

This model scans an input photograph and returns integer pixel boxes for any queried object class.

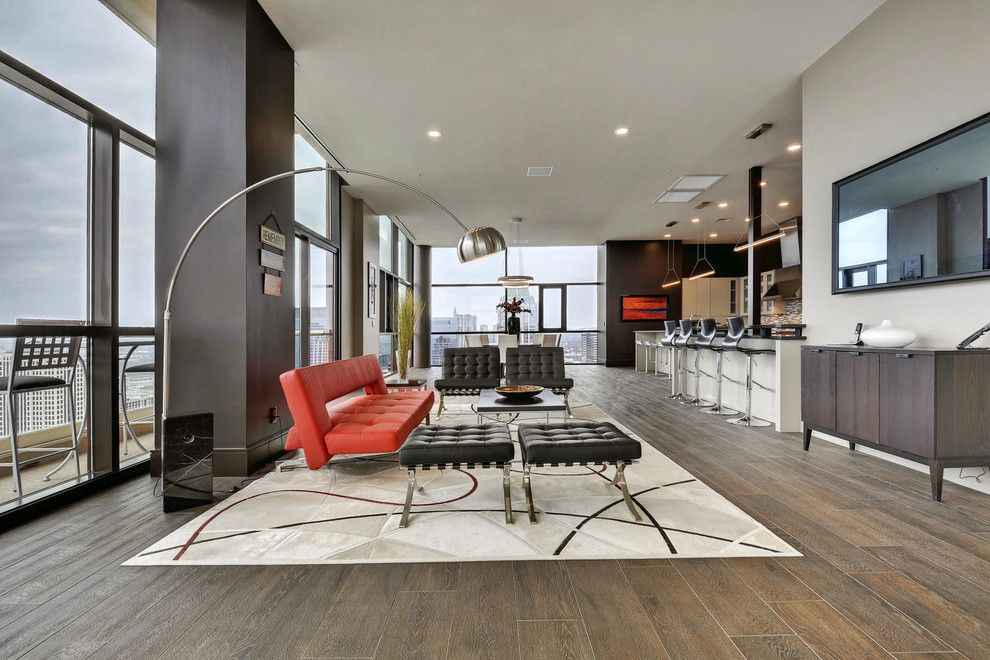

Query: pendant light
[661,238,681,288]
[498,217,535,287]
[733,212,789,252]
[688,231,716,280]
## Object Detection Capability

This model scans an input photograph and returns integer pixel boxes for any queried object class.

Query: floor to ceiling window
[430,246,602,365]
[377,217,414,373]
[0,0,156,515]
[293,127,340,366]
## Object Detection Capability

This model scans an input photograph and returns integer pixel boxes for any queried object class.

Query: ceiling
[259,2,880,245]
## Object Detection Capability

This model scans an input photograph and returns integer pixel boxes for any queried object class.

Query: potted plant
[392,289,425,380]
[497,297,531,337]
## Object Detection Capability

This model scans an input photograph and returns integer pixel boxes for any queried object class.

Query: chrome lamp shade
[457,226,507,263]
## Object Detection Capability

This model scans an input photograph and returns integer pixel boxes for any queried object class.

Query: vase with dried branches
[392,289,425,380]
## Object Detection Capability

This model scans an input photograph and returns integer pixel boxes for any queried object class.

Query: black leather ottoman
[397,424,514,527]
[517,422,642,523]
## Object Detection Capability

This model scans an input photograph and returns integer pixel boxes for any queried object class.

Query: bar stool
[722,316,774,427]
[634,336,654,373]
[687,318,718,408]
[0,336,83,496]
[663,321,683,399]
[121,343,154,455]
[699,319,736,416]
[656,321,678,379]
[672,320,695,402]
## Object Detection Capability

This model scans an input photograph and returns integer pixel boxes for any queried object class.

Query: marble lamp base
[163,412,214,513]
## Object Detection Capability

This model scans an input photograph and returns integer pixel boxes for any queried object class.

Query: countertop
[804,344,990,354]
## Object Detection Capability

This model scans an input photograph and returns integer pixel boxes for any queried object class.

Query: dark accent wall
[603,241,683,367]
[414,245,431,368]
[156,0,294,476]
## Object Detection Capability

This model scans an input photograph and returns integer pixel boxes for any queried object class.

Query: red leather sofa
[279,354,435,469]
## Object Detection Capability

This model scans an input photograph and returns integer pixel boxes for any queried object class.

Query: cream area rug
[126,401,799,565]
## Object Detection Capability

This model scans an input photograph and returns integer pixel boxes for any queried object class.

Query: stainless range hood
[763,278,801,300]
[763,264,802,300]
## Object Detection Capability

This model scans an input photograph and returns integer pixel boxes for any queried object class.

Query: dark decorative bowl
[495,385,544,400]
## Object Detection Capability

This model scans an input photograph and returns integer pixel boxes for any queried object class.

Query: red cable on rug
[172,470,479,560]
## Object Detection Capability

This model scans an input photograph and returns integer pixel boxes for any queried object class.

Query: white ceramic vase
[860,320,917,348]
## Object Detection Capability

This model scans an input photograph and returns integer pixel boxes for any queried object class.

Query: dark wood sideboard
[801,345,990,501]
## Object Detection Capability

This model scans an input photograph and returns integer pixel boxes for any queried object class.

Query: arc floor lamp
[160,165,505,509]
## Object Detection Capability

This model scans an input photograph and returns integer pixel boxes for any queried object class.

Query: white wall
[802,0,990,348]
[802,0,990,493]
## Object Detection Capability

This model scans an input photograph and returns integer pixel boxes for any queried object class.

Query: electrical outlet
[268,406,279,424]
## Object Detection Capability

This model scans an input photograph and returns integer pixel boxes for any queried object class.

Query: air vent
[527,166,553,177]
[670,175,723,190]
[655,191,700,204]
[694,201,711,210]
[664,220,678,228]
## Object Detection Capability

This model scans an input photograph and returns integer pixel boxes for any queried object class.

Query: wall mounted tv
[832,112,990,293]
[620,294,669,322]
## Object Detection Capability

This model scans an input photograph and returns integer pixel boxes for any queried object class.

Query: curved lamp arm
[162,165,469,423]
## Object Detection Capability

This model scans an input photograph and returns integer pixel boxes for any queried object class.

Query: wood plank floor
[1,365,988,659]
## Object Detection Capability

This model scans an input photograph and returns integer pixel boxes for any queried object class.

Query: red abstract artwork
[620,295,669,322]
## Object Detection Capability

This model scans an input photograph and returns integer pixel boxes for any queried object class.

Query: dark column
[156,0,294,476]
[414,245,431,368]
[747,165,764,325]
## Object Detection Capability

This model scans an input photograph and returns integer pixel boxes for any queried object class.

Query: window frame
[0,45,156,523]
[430,262,604,367]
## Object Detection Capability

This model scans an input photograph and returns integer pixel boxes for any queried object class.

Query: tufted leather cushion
[437,347,501,390]
[504,346,573,389]
[324,391,434,455]
[518,422,641,465]
[399,424,514,466]
[280,354,434,469]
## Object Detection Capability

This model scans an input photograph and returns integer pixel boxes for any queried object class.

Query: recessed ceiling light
[787,143,802,152]
[427,130,441,138]
[717,202,728,208]
[744,217,751,222]
[614,127,630,136]
[778,201,790,207]
[527,166,553,177]
[759,180,768,187]
[664,233,672,238]
[691,217,700,223]
[709,233,718,238]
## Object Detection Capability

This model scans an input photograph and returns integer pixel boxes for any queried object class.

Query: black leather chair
[504,346,574,416]
[435,346,501,416]
[722,316,775,427]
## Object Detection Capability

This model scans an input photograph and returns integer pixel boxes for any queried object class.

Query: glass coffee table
[475,388,567,423]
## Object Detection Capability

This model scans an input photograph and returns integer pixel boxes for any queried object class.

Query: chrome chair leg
[666,348,683,400]
[399,468,417,528]
[701,352,736,416]
[502,465,513,524]
[436,392,446,417]
[615,461,642,521]
[681,348,701,405]
[727,354,772,427]
[523,464,537,523]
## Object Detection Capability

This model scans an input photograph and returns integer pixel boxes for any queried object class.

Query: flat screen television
[832,112,990,293]
[620,294,669,322]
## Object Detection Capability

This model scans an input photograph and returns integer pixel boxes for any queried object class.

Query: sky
[0,0,156,326]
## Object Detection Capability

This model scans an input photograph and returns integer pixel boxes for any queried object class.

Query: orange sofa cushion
[279,354,434,469]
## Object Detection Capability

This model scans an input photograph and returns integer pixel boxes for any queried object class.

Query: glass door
[294,236,338,366]
[539,285,565,331]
